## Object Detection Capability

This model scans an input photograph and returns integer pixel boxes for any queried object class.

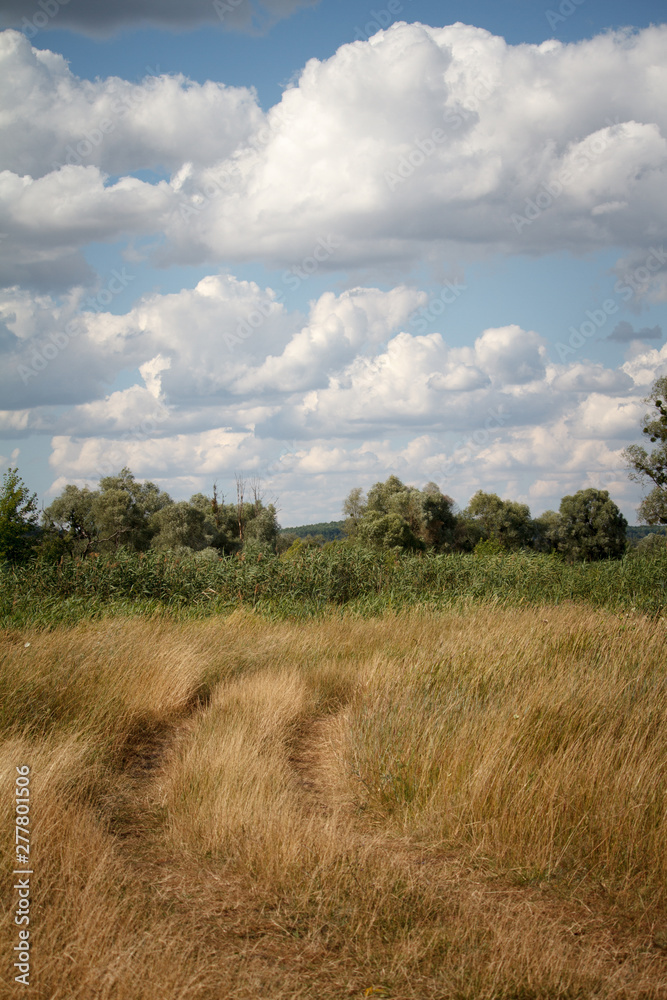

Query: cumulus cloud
[551,362,634,393]
[0,165,173,290]
[2,24,667,286]
[278,325,549,438]
[621,340,667,387]
[160,22,667,270]
[0,276,422,411]
[0,32,264,178]
[0,0,318,37]
[568,394,647,440]
[237,286,426,392]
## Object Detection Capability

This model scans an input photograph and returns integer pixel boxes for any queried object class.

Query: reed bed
[2,546,666,627]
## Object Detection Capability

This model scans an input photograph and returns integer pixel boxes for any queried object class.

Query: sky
[0,0,666,526]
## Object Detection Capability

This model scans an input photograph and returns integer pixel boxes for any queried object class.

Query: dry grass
[1,606,667,998]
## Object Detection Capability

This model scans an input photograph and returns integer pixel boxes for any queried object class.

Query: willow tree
[625,375,667,524]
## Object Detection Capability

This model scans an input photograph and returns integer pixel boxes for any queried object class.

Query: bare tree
[211,481,223,530]
[250,476,263,512]
[235,473,245,542]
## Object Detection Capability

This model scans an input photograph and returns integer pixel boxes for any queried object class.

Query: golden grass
[1,606,667,999]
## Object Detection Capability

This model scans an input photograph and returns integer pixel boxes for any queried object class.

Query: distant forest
[284,520,666,544]
[279,521,346,541]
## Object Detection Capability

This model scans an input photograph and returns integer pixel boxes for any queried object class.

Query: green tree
[532,509,561,553]
[465,491,533,550]
[189,491,234,551]
[343,476,455,551]
[0,468,38,563]
[634,531,667,556]
[556,488,627,561]
[189,484,279,554]
[150,502,208,551]
[244,503,279,546]
[358,510,423,551]
[44,468,173,554]
[419,481,457,549]
[93,468,172,550]
[624,375,667,524]
[42,484,98,557]
[342,487,365,538]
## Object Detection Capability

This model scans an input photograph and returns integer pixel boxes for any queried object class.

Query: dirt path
[288,712,349,817]
[93,686,667,999]
[100,690,212,843]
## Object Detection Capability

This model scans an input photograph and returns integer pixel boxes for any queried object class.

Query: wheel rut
[288,712,348,818]
[100,688,212,844]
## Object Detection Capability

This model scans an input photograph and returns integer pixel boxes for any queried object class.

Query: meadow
[1,550,667,997]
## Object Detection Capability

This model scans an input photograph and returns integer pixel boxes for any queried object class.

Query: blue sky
[1,0,666,524]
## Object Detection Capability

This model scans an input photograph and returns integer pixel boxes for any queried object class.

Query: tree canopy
[342,476,456,551]
[464,490,533,550]
[0,468,38,563]
[42,469,278,558]
[1,461,642,566]
[556,488,627,561]
[625,374,667,525]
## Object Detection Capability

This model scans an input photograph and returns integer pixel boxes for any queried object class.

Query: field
[2,592,667,998]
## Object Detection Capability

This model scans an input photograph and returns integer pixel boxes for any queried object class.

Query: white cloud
[237,285,426,392]
[0,165,173,289]
[621,341,667,386]
[2,24,666,287]
[160,23,667,270]
[6,282,661,498]
[49,426,258,484]
[568,394,646,440]
[551,362,634,393]
[0,32,264,178]
[3,21,666,525]
[285,325,550,435]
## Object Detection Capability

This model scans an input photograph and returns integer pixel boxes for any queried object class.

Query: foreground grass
[2,546,667,627]
[1,606,667,998]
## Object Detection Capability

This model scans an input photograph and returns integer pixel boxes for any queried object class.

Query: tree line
[1,374,665,564]
[0,469,279,563]
[340,477,631,561]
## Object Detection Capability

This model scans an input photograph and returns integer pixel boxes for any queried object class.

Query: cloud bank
[3,275,666,521]
[1,24,666,288]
